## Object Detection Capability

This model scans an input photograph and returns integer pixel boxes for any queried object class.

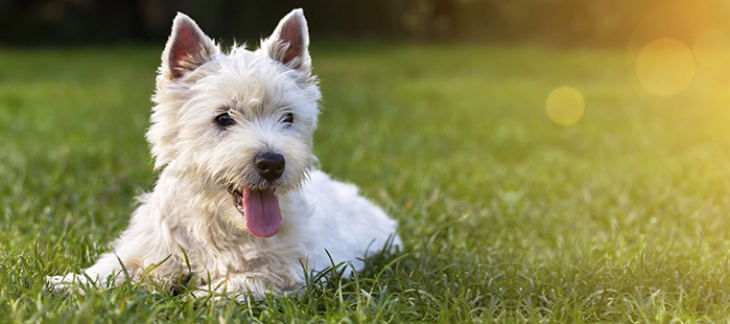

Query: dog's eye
[281,113,293,124]
[215,113,235,127]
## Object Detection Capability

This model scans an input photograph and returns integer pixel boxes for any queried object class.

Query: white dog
[48,9,400,301]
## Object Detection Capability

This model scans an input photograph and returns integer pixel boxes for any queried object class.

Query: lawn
[3,42,730,322]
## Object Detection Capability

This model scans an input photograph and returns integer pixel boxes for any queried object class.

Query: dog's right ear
[161,13,217,80]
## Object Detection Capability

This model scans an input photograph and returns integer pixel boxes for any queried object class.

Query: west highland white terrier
[48,9,401,301]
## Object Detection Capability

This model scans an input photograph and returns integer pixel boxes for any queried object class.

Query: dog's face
[146,10,321,238]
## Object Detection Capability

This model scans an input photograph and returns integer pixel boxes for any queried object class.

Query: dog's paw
[45,274,93,294]
[188,285,261,304]
[186,289,234,305]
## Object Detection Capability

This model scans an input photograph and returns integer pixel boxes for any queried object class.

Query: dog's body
[48,9,400,300]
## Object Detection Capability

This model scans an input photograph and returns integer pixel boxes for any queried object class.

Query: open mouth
[228,185,282,238]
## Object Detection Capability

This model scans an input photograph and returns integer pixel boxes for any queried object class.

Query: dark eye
[281,113,293,124]
[215,113,235,126]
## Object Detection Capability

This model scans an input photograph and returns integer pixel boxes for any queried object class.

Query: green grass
[3,42,730,322]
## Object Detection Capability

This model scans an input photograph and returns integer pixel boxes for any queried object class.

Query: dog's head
[147,9,321,238]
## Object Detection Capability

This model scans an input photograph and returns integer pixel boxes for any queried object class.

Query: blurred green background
[2,0,729,47]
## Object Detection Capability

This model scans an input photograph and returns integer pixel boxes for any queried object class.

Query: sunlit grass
[2,42,730,322]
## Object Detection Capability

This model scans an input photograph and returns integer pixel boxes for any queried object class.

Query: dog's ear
[161,13,217,80]
[260,9,312,73]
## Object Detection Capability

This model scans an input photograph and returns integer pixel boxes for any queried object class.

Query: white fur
[47,9,400,301]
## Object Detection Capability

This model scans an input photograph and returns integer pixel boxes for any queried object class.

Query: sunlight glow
[694,29,730,68]
[546,86,585,126]
[636,38,695,97]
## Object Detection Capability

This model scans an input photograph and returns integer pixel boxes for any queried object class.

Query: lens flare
[546,86,585,126]
[636,38,695,97]
[694,29,730,68]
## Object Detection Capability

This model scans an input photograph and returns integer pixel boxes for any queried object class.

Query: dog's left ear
[161,13,218,80]
[260,9,312,74]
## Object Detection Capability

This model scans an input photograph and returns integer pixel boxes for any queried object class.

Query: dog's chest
[169,215,312,277]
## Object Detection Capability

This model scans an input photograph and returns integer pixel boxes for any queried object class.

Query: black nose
[255,152,285,182]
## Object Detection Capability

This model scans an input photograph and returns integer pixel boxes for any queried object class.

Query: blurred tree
[0,0,728,47]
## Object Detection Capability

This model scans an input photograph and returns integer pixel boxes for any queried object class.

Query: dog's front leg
[46,252,131,292]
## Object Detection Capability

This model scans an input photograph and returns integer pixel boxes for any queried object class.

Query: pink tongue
[242,188,282,238]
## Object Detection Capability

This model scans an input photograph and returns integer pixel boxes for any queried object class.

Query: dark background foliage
[2,0,729,47]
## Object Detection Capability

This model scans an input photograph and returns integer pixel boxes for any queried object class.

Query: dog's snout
[255,152,285,182]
